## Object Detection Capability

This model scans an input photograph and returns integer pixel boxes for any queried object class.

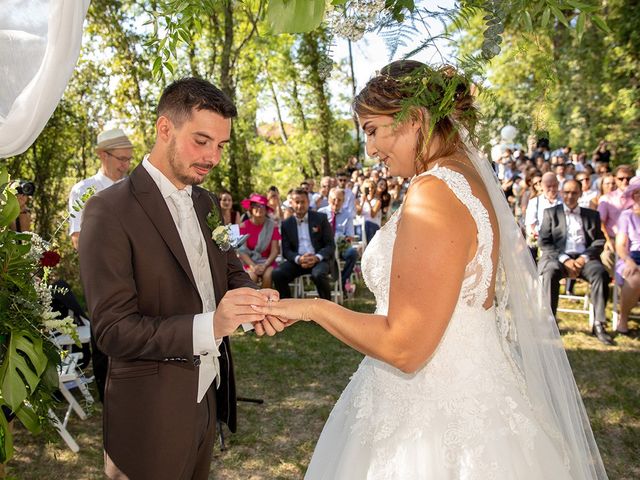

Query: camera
[363,187,370,196]
[16,180,35,196]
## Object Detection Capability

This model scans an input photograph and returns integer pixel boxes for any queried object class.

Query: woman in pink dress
[614,177,640,334]
[237,193,281,288]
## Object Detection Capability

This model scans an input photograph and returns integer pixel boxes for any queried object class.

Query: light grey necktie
[171,189,220,402]
[171,189,204,257]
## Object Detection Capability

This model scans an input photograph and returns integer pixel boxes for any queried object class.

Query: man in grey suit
[538,179,613,345]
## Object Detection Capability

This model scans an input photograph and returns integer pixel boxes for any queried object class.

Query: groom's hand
[215,288,273,338]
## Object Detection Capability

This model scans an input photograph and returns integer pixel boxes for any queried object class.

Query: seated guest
[312,176,332,210]
[538,179,613,345]
[598,164,634,274]
[614,177,640,334]
[219,189,241,225]
[267,185,284,225]
[237,194,281,288]
[524,171,561,259]
[272,188,335,300]
[319,188,358,291]
[575,172,597,209]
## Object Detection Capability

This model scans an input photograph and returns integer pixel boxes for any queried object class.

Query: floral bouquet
[336,235,353,256]
[0,165,90,463]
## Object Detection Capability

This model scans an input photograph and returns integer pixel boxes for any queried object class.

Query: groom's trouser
[104,388,216,480]
[185,388,217,480]
[272,260,332,300]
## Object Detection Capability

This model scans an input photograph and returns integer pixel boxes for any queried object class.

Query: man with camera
[11,180,35,232]
[68,128,133,250]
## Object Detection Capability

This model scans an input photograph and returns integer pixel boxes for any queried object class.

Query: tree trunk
[348,39,361,159]
[219,2,239,196]
[301,32,332,176]
[264,60,288,144]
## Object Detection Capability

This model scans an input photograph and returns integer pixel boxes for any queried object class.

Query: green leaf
[0,332,48,411]
[177,28,191,44]
[523,11,533,31]
[0,166,8,186]
[541,7,551,28]
[592,15,612,34]
[266,0,326,34]
[576,12,585,41]
[14,403,41,434]
[164,61,175,75]
[549,5,568,27]
[0,408,13,463]
[0,190,19,228]
[153,57,163,74]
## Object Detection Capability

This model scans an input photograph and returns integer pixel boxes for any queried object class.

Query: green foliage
[456,0,639,163]
[266,0,326,33]
[0,165,78,463]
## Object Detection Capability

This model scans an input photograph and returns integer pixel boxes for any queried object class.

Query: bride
[253,60,607,479]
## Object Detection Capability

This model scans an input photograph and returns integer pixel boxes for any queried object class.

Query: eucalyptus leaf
[266,0,326,34]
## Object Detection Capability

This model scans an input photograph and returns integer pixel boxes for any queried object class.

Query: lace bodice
[306,165,579,480]
[361,164,494,315]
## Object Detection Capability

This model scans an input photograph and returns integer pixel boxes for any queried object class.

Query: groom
[79,78,277,480]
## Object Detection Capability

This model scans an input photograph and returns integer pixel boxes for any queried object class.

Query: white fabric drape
[0,0,90,158]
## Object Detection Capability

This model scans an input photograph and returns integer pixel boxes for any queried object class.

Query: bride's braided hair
[353,60,479,173]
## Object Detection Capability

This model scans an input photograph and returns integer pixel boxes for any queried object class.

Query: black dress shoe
[592,323,614,345]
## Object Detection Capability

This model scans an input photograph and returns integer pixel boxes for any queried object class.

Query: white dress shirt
[294,213,322,263]
[142,157,220,403]
[525,195,561,236]
[68,169,124,234]
[559,205,588,264]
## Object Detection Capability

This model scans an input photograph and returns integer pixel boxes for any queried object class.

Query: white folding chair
[558,279,596,328]
[48,313,95,452]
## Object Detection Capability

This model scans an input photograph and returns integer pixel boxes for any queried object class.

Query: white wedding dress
[305,165,573,479]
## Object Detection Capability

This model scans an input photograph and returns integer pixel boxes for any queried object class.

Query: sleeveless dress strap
[414,165,494,308]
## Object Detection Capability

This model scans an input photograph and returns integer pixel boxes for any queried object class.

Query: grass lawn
[6,285,640,479]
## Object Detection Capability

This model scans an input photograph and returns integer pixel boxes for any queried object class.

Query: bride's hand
[251,298,316,324]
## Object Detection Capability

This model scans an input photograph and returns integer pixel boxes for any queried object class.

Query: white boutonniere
[206,196,249,252]
[211,225,232,252]
[206,200,232,252]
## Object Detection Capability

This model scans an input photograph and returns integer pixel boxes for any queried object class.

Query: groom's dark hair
[157,77,237,127]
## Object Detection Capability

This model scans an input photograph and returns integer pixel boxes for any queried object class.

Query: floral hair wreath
[372,64,480,139]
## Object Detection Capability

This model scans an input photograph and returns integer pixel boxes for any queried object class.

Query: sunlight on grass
[6,283,639,479]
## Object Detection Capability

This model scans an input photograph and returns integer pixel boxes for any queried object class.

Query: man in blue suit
[273,188,335,300]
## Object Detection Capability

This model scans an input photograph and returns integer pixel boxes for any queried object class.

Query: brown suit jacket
[79,164,254,479]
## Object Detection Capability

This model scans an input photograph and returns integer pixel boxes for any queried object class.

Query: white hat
[96,128,133,150]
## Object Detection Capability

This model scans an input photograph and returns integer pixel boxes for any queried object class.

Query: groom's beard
[167,136,212,186]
